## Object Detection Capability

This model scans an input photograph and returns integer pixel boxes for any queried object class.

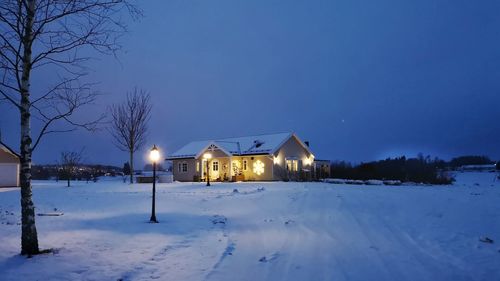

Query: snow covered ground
[1,172,499,281]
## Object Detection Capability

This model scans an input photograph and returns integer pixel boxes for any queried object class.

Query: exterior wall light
[273,156,280,165]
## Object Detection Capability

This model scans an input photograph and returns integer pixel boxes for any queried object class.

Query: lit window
[213,161,219,171]
[286,159,298,172]
[243,160,248,171]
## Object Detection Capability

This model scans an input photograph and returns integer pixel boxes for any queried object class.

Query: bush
[330,156,454,185]
[450,155,493,168]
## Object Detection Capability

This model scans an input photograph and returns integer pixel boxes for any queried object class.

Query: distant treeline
[330,155,498,185]
[448,156,494,168]
[32,164,121,180]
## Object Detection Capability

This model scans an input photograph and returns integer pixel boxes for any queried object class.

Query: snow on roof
[167,132,295,159]
[167,140,211,159]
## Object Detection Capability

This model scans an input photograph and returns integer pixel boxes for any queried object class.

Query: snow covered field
[1,172,499,281]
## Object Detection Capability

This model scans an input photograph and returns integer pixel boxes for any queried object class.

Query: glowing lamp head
[203,153,212,159]
[149,145,160,163]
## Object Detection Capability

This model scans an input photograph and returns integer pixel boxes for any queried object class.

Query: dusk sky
[1,0,500,167]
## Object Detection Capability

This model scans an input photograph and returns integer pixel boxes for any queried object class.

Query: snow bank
[324,178,403,186]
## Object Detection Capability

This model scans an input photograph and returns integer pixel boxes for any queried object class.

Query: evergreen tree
[123,162,131,175]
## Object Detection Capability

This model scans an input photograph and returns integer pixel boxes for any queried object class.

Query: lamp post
[203,153,212,186]
[149,145,160,223]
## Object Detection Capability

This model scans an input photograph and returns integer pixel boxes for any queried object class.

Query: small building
[0,144,20,187]
[166,132,315,182]
[313,159,331,179]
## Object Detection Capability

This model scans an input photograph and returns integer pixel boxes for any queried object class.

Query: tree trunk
[129,151,134,184]
[20,108,39,255]
[19,0,39,256]
[67,175,70,187]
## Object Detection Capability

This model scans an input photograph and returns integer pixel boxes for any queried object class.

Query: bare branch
[108,87,152,153]
[31,85,106,151]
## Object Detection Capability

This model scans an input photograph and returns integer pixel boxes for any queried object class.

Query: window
[243,160,248,171]
[178,162,188,173]
[196,161,200,172]
[286,159,298,172]
[212,161,219,171]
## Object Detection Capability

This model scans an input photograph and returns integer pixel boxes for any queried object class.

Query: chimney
[304,141,310,147]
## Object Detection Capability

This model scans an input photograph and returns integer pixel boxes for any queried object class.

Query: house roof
[167,132,311,159]
[0,141,20,159]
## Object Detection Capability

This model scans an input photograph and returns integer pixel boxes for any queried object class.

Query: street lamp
[203,152,212,186]
[149,145,160,223]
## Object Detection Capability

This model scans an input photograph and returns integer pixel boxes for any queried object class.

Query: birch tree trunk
[19,0,39,256]
[0,0,139,256]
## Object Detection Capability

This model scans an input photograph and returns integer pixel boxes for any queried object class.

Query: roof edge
[0,141,20,158]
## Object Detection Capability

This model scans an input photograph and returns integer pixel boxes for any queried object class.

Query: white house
[166,132,316,182]
[0,144,20,187]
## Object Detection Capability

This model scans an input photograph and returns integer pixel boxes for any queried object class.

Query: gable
[195,143,232,159]
[274,135,314,158]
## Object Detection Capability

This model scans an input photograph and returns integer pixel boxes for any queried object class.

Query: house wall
[238,155,274,181]
[172,158,198,182]
[0,149,20,187]
[272,136,314,180]
[172,155,276,182]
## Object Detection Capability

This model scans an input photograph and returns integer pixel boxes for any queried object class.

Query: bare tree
[59,149,84,187]
[0,1,140,256]
[109,88,152,184]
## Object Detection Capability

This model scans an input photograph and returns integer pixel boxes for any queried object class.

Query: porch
[199,157,247,182]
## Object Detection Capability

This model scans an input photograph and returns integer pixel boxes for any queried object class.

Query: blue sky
[1,0,500,166]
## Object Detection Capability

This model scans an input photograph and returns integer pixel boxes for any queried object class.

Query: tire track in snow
[263,184,351,281]
[336,188,473,281]
[204,216,235,281]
